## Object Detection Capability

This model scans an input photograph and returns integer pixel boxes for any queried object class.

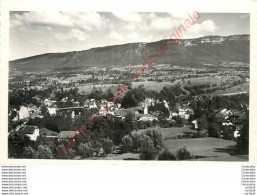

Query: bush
[160,119,169,128]
[176,147,193,160]
[67,148,76,159]
[36,145,53,159]
[222,127,235,140]
[158,149,176,160]
[78,143,94,158]
[93,141,102,156]
[23,146,36,159]
[140,135,155,160]
[102,138,113,155]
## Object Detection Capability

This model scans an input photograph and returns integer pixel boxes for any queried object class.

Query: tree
[122,135,133,152]
[140,135,155,160]
[8,130,26,158]
[197,115,208,130]
[40,104,48,116]
[102,138,113,155]
[144,129,163,153]
[78,143,94,158]
[36,145,53,159]
[158,149,176,160]
[236,112,249,154]
[22,146,36,159]
[124,112,134,132]
[175,116,184,127]
[131,131,142,151]
[176,147,193,160]
[208,123,220,138]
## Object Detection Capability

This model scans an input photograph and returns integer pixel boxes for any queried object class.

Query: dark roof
[40,128,58,136]
[17,125,38,134]
[114,109,128,117]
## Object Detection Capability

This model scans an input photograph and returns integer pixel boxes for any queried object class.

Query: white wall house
[47,106,57,115]
[19,106,30,120]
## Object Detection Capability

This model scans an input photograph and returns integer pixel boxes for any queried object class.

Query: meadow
[159,127,248,161]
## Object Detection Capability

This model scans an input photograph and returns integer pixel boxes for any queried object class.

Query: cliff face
[10,35,250,72]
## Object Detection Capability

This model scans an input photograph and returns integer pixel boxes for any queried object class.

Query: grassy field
[132,81,173,92]
[88,127,248,161]
[159,127,197,140]
[212,82,249,96]
[163,136,248,161]
[184,75,242,85]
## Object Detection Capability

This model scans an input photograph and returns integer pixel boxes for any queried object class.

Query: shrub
[67,148,76,159]
[78,143,94,158]
[140,135,155,160]
[94,141,102,156]
[176,147,193,160]
[158,149,176,160]
[160,119,169,128]
[102,138,113,155]
[36,145,53,159]
[23,146,36,159]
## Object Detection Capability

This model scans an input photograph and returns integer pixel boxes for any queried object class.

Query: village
[8,64,249,160]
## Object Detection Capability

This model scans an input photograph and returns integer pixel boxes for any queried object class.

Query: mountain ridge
[10,34,250,72]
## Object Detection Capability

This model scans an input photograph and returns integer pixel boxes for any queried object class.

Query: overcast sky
[9,12,249,60]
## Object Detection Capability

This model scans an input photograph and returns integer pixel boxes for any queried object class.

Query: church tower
[144,99,148,115]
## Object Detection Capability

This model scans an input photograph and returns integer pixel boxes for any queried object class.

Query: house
[113,107,141,120]
[84,99,97,109]
[145,98,155,107]
[16,125,40,141]
[40,128,58,138]
[234,130,240,138]
[191,120,198,129]
[114,109,129,119]
[179,108,193,119]
[44,99,56,107]
[137,114,157,121]
[98,105,109,116]
[71,111,75,119]
[73,101,80,107]
[28,104,40,118]
[216,109,232,120]
[57,131,79,141]
[61,97,68,103]
[101,99,114,108]
[47,105,57,116]
[18,106,30,120]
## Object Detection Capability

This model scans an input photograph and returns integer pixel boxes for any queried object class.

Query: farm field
[184,75,242,85]
[212,82,249,96]
[77,84,114,94]
[132,81,173,92]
